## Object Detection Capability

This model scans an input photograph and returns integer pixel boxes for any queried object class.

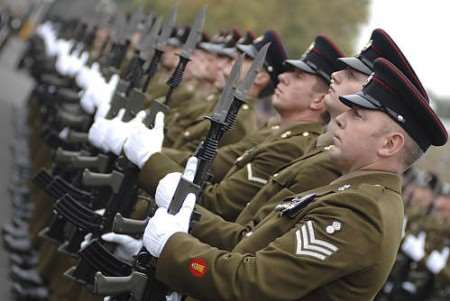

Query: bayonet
[235,43,270,101]
[155,6,178,51]
[178,6,207,59]
[210,54,243,123]
[139,17,162,61]
[143,6,177,90]
[165,6,207,106]
[224,43,270,131]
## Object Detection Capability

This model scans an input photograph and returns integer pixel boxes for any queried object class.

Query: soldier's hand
[103,111,147,156]
[426,246,449,274]
[88,109,125,151]
[155,157,197,208]
[123,112,165,169]
[101,232,143,262]
[80,233,93,250]
[143,193,196,257]
[166,292,183,301]
[401,231,426,262]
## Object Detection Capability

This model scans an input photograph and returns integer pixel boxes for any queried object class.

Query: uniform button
[326,226,335,234]
[271,125,280,130]
[324,145,333,151]
[273,173,279,177]
[187,84,194,92]
[281,131,292,138]
[206,94,215,102]
[183,131,191,137]
[302,132,310,137]
[242,104,249,110]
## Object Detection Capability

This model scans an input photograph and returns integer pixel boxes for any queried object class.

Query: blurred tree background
[117,0,370,56]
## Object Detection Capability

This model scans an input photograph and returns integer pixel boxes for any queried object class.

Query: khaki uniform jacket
[156,171,404,300]
[163,92,219,148]
[166,102,257,154]
[199,122,323,222]
[138,125,281,196]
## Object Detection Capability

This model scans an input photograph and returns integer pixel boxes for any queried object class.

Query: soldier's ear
[254,71,270,86]
[309,94,326,111]
[378,130,405,159]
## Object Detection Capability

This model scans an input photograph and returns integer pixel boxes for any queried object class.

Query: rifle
[95,43,269,301]
[142,7,177,92]
[164,6,206,107]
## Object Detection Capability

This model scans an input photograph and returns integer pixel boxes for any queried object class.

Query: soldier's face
[272,70,326,114]
[162,46,179,70]
[434,196,450,218]
[325,68,368,119]
[411,186,434,209]
[328,107,395,172]
[214,56,233,89]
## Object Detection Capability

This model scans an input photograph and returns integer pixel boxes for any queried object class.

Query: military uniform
[173,102,257,152]
[156,171,404,300]
[138,123,279,195]
[198,122,322,221]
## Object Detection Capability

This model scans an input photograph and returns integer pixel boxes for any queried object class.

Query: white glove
[58,127,70,140]
[101,233,143,262]
[166,292,183,301]
[124,112,165,168]
[93,75,120,118]
[401,231,426,262]
[95,101,112,120]
[81,74,118,116]
[426,247,449,274]
[80,233,93,249]
[103,111,148,156]
[99,109,127,153]
[155,157,198,208]
[68,51,89,76]
[88,109,125,151]
[143,193,196,257]
[77,63,102,90]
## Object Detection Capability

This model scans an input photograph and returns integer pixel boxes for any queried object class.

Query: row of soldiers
[1,2,449,301]
[376,169,450,300]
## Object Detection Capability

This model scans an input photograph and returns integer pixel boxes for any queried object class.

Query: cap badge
[302,41,315,58]
[363,72,375,87]
[254,35,264,44]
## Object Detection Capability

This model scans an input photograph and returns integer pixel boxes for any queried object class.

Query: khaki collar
[331,170,402,194]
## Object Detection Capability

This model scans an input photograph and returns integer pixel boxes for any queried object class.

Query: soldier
[392,182,450,301]
[140,57,448,301]
[121,35,343,223]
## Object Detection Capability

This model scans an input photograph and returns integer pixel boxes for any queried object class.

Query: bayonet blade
[111,13,127,44]
[126,10,144,37]
[235,43,270,100]
[156,7,177,50]
[212,54,243,121]
[140,17,162,60]
[179,6,207,59]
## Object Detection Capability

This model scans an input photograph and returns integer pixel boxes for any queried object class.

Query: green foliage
[126,0,370,56]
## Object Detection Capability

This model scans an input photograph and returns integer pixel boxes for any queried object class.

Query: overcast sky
[356,0,450,98]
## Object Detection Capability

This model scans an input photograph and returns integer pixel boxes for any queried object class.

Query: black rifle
[94,43,269,301]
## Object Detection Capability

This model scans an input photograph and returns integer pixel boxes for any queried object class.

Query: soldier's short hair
[401,134,424,168]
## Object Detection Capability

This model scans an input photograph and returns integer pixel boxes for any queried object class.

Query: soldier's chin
[327,145,341,160]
